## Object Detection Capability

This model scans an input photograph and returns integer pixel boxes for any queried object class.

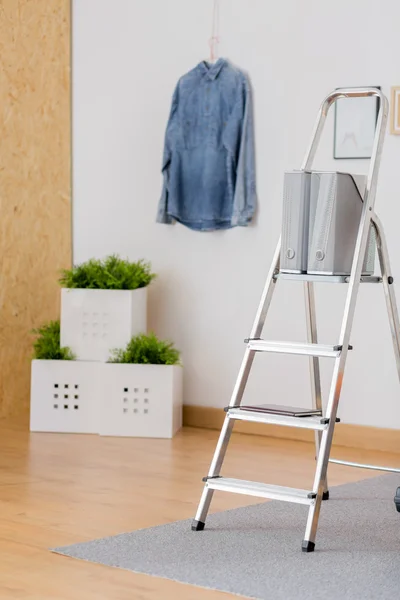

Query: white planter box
[99,364,182,438]
[30,360,102,434]
[60,287,147,361]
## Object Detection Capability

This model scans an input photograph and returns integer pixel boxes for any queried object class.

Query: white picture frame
[334,87,380,159]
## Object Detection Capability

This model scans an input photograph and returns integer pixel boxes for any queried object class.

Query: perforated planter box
[99,364,182,438]
[30,360,102,434]
[60,288,147,361]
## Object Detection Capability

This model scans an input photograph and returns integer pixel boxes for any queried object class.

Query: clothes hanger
[208,37,219,65]
[206,0,220,65]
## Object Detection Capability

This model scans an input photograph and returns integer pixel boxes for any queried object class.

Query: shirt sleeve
[224,76,257,227]
[156,82,180,224]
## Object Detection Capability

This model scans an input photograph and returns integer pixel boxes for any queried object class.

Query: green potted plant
[30,320,101,434]
[100,333,182,439]
[59,255,156,362]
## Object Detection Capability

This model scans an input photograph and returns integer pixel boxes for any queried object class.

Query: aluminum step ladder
[191,88,400,552]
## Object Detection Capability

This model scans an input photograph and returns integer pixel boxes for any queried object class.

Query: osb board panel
[0,0,71,418]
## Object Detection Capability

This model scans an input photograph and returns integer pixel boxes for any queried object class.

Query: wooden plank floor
[1,418,400,600]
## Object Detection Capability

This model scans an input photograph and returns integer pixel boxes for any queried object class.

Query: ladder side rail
[192,239,281,529]
[328,216,400,475]
[302,89,389,549]
[304,281,328,494]
[373,213,400,378]
[299,88,386,503]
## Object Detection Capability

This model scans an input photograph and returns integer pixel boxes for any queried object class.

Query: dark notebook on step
[239,404,322,418]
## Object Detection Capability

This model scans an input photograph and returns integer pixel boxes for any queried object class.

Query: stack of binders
[280,170,375,276]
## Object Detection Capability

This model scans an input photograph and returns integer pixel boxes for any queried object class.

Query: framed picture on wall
[334,86,380,159]
[390,87,400,135]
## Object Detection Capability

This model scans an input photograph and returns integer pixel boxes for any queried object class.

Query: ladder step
[246,339,345,357]
[227,407,328,430]
[205,477,314,505]
[275,272,383,284]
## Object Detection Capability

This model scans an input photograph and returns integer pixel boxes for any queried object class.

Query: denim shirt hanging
[157,59,256,231]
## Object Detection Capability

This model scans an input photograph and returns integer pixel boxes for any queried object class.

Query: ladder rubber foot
[302,540,315,553]
[322,490,330,501]
[191,520,205,531]
[394,487,400,512]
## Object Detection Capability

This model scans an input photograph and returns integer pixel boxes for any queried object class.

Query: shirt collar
[198,58,226,81]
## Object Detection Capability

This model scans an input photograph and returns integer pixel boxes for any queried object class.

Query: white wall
[72,0,400,428]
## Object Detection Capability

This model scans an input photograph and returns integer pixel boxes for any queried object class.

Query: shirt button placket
[205,84,211,114]
[205,80,212,144]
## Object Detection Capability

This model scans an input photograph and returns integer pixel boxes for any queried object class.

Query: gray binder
[307,172,375,276]
[280,171,311,273]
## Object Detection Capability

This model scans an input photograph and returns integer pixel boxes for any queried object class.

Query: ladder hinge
[202,475,222,483]
[388,276,394,284]
[244,337,261,344]
[307,492,317,499]
[320,417,341,425]
[333,344,353,351]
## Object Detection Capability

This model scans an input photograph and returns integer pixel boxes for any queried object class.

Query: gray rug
[53,474,400,599]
